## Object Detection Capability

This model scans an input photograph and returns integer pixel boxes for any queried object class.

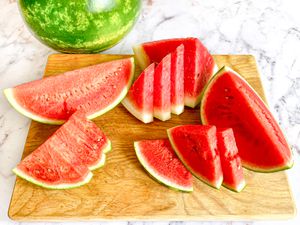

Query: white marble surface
[0,0,299,224]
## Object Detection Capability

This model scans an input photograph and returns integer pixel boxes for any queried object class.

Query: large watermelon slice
[134,139,193,192]
[122,63,155,123]
[200,66,293,172]
[217,128,246,192]
[4,58,135,124]
[13,112,110,189]
[133,38,218,108]
[167,125,223,189]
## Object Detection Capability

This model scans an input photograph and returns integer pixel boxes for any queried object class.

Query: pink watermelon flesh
[217,128,246,192]
[134,139,193,192]
[122,63,155,123]
[5,58,134,123]
[153,54,171,121]
[168,125,223,189]
[134,38,217,107]
[201,67,293,172]
[170,44,185,115]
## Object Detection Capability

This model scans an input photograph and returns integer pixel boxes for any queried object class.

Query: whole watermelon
[19,0,141,53]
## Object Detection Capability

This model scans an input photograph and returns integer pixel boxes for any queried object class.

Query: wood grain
[8,54,296,221]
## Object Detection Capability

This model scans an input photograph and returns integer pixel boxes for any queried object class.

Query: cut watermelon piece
[4,58,135,124]
[217,128,246,192]
[200,66,293,172]
[134,139,193,192]
[153,54,171,121]
[122,63,155,123]
[168,125,223,189]
[170,44,184,115]
[133,38,218,108]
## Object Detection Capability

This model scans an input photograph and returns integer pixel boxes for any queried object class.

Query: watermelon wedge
[167,125,223,189]
[200,66,293,172]
[217,128,246,192]
[122,63,155,123]
[4,58,135,124]
[153,54,171,121]
[134,139,193,192]
[133,38,218,108]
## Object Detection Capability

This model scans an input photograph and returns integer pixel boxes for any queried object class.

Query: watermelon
[134,139,193,192]
[19,0,141,53]
[122,63,155,123]
[217,128,246,192]
[200,66,293,172]
[133,38,218,107]
[4,58,135,124]
[153,54,171,121]
[168,125,223,189]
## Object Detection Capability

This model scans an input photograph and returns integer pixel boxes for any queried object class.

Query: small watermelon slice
[217,128,246,192]
[134,139,193,192]
[4,58,135,124]
[153,54,171,121]
[168,125,223,189]
[133,38,218,108]
[122,63,155,123]
[200,66,293,172]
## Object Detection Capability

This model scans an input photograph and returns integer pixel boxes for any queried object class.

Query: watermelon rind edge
[12,168,93,190]
[132,44,150,70]
[222,179,246,193]
[103,140,112,154]
[167,128,223,189]
[134,142,193,192]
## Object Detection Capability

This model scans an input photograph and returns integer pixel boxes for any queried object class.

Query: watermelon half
[167,125,223,189]
[200,66,293,172]
[4,58,135,124]
[134,139,193,192]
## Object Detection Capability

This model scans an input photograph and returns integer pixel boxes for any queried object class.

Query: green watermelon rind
[13,168,93,190]
[167,128,223,189]
[200,66,294,172]
[222,179,246,193]
[134,142,193,192]
[4,58,135,125]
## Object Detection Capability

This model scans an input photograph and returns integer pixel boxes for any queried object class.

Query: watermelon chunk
[122,63,155,123]
[4,58,135,124]
[167,125,223,189]
[133,38,218,108]
[134,139,193,192]
[201,66,293,172]
[217,128,246,192]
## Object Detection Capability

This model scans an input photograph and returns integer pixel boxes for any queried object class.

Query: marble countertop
[0,0,299,224]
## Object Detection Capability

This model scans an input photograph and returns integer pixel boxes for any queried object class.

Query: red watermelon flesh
[217,128,246,192]
[133,38,217,108]
[153,54,171,121]
[134,139,193,192]
[201,67,293,172]
[170,44,184,115]
[4,58,134,124]
[122,63,155,123]
[168,125,223,189]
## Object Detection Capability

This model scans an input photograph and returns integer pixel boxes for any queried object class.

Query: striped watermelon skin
[19,0,141,53]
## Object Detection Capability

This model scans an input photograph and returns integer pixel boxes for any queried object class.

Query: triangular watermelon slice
[133,38,218,108]
[122,64,155,123]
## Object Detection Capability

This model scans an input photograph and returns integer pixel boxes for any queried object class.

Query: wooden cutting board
[9,54,296,221]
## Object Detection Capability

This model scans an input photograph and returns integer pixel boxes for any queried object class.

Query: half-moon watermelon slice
[4,58,135,124]
[200,66,293,172]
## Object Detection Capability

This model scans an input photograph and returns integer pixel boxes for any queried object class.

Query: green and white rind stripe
[89,153,106,171]
[13,168,93,190]
[122,97,153,123]
[223,179,246,193]
[103,140,112,154]
[134,142,193,192]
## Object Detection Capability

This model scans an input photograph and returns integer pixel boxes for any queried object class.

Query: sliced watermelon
[133,38,218,108]
[153,54,171,121]
[170,44,184,115]
[167,125,223,189]
[134,139,193,192]
[122,63,155,123]
[200,66,293,172]
[217,128,246,192]
[4,58,135,124]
